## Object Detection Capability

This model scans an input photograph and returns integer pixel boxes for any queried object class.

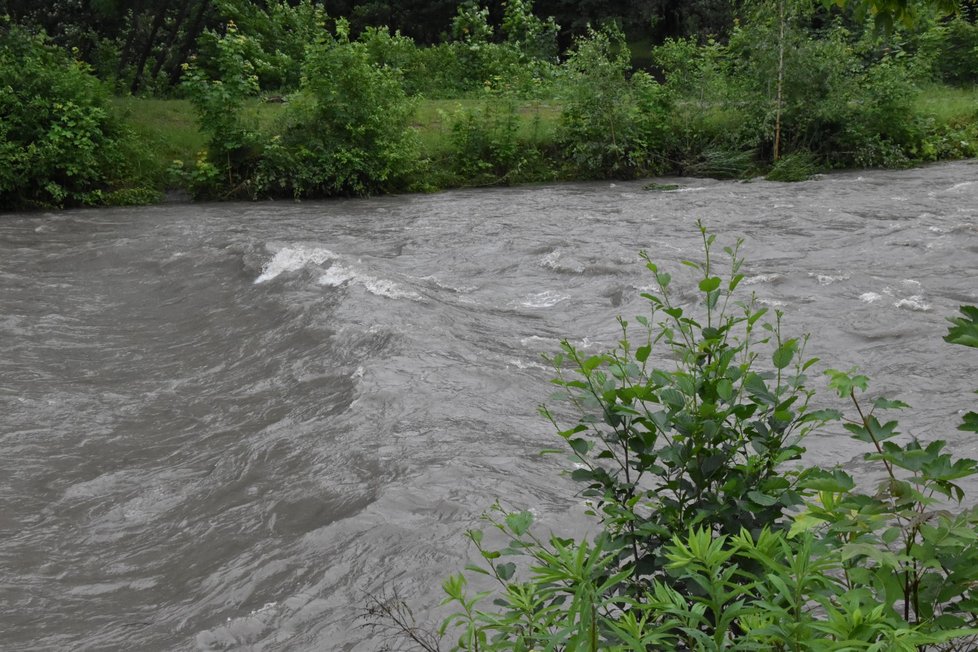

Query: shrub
[433,227,978,650]
[916,16,978,86]
[0,22,131,209]
[194,0,329,92]
[180,21,262,198]
[766,150,818,181]
[557,26,672,179]
[252,35,419,198]
[442,96,552,186]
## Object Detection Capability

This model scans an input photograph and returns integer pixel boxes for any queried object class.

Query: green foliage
[0,21,137,209]
[558,26,672,179]
[500,0,559,63]
[541,226,822,577]
[653,3,933,170]
[435,227,978,650]
[195,0,329,92]
[915,16,978,86]
[441,95,552,186]
[252,36,419,198]
[451,2,494,44]
[180,21,261,198]
[766,150,818,181]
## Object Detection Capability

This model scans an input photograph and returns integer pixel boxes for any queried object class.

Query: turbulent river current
[2,162,978,650]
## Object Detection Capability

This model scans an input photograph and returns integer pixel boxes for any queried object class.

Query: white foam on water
[363,278,422,301]
[419,275,478,293]
[757,298,787,307]
[507,358,549,371]
[944,181,974,192]
[520,335,556,347]
[541,250,585,274]
[901,279,922,290]
[816,273,850,285]
[860,292,883,304]
[317,265,422,301]
[255,246,336,284]
[541,250,561,269]
[895,295,931,312]
[520,290,570,308]
[317,263,357,287]
[743,274,782,285]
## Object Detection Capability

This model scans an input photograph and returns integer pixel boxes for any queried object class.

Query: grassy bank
[114,83,978,199]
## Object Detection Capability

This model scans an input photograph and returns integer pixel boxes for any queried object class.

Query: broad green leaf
[773,338,798,369]
[800,409,843,422]
[569,438,589,455]
[874,397,910,410]
[960,411,978,433]
[505,511,533,536]
[747,491,778,506]
[698,276,721,293]
[717,378,733,401]
[636,344,651,363]
[496,561,516,581]
[945,305,978,348]
[788,510,824,538]
[798,468,854,492]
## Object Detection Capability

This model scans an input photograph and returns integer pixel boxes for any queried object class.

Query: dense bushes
[8,0,977,207]
[254,34,420,198]
[916,16,978,86]
[651,2,934,174]
[430,228,978,650]
[179,21,419,199]
[0,22,149,209]
[558,26,671,179]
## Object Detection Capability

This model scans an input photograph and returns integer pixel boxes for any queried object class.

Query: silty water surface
[2,161,977,650]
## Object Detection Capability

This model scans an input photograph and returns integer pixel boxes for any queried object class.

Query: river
[2,161,977,650]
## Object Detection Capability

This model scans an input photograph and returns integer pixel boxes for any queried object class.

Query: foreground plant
[435,226,978,650]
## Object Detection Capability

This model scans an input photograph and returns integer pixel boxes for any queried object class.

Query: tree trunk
[116,6,143,80]
[150,0,193,84]
[168,0,212,87]
[130,0,173,94]
[773,0,786,162]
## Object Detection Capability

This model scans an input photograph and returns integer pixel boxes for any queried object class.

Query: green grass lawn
[914,84,978,124]
[114,95,561,181]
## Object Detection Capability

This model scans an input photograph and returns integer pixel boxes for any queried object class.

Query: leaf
[496,562,516,581]
[825,368,869,397]
[571,468,595,482]
[772,338,798,369]
[582,355,603,372]
[699,276,721,293]
[945,305,978,348]
[747,491,778,506]
[636,345,651,363]
[717,378,733,402]
[800,409,843,422]
[569,438,589,456]
[788,510,824,538]
[798,468,854,492]
[874,397,910,410]
[960,411,978,433]
[505,511,533,536]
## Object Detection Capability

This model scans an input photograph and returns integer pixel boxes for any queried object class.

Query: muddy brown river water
[2,161,977,649]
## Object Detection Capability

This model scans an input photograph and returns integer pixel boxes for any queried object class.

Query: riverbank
[110,83,978,206]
